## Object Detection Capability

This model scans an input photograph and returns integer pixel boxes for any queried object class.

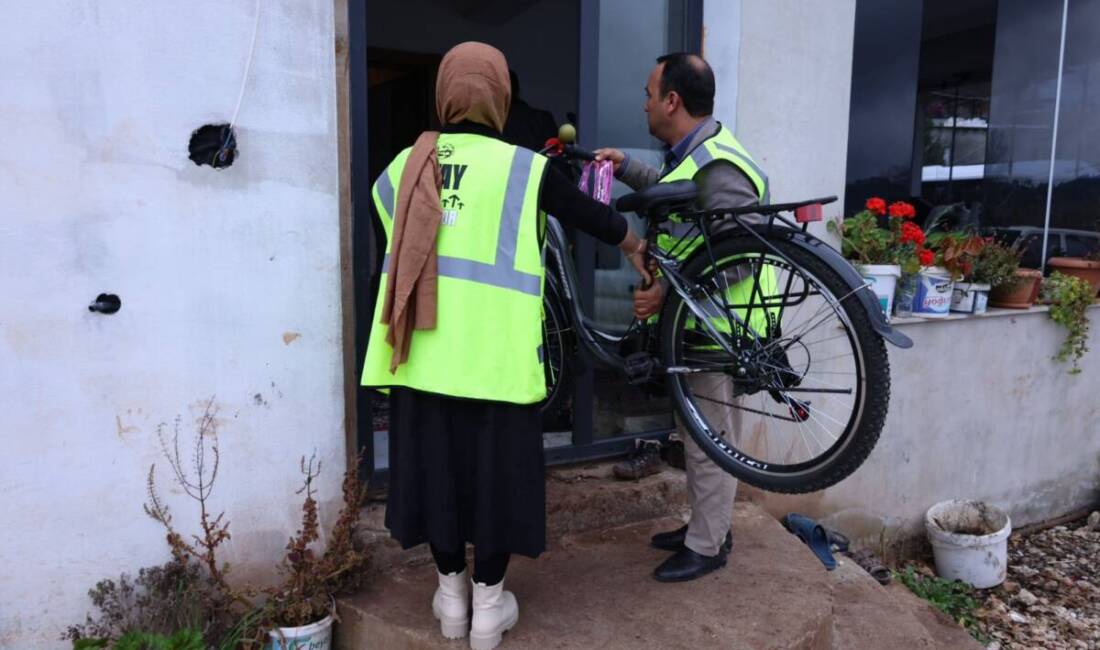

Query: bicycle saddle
[616,180,698,217]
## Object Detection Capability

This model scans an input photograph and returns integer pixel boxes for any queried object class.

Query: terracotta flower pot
[1047,257,1100,297]
[989,269,1043,309]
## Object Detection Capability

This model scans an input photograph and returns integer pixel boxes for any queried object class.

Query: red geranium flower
[865,197,886,216]
[899,221,926,246]
[888,201,916,219]
[918,248,935,266]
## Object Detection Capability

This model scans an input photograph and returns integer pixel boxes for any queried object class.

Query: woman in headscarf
[361,42,648,650]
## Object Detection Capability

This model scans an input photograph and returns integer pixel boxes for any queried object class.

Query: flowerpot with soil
[830,198,934,320]
[990,268,1043,308]
[268,612,335,650]
[1047,256,1100,297]
[925,500,1012,589]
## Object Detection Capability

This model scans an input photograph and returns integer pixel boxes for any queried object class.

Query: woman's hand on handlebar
[594,148,625,173]
[619,230,652,287]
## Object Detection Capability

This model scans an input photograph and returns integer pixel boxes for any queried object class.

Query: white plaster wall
[745,309,1100,548]
[0,2,345,645]
[706,0,857,241]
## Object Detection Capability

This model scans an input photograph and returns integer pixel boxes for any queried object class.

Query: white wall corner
[715,0,857,241]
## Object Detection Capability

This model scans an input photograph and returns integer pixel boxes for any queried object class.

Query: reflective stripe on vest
[657,124,768,262]
[378,148,542,296]
[656,124,778,338]
[362,134,549,404]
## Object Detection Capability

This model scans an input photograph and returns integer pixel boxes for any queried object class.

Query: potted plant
[257,455,370,650]
[829,198,932,320]
[1047,245,1100,298]
[924,232,989,315]
[986,240,1042,309]
[961,236,1018,314]
[141,405,369,650]
[1041,271,1094,374]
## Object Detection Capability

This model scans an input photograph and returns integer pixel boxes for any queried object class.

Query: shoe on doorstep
[660,439,686,470]
[469,580,519,650]
[432,569,469,640]
[653,546,728,582]
[650,525,733,554]
[612,440,662,481]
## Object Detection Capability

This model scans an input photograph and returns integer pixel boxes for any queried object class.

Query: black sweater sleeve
[538,164,629,246]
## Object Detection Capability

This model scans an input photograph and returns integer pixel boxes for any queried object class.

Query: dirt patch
[972,513,1100,649]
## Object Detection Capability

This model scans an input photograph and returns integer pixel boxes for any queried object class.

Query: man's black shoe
[650,525,733,553]
[653,547,727,582]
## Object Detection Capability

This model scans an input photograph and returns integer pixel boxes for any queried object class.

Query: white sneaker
[469,580,518,650]
[432,569,470,639]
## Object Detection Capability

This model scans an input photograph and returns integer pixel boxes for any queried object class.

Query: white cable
[229,0,262,129]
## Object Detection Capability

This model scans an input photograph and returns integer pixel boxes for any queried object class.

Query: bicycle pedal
[623,352,658,385]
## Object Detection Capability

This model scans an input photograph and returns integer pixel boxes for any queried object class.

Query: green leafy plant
[1042,271,1093,373]
[926,231,985,281]
[828,197,933,274]
[113,629,204,650]
[970,238,1021,288]
[895,566,984,640]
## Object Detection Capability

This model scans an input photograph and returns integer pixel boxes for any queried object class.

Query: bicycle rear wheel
[659,234,890,493]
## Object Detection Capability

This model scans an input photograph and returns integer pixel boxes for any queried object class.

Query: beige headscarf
[380,42,511,372]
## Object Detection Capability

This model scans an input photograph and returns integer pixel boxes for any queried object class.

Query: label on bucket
[951,287,975,312]
[914,272,953,316]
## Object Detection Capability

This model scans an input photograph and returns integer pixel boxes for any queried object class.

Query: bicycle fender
[736,226,914,349]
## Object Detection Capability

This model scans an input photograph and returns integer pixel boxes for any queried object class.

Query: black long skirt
[384,387,546,559]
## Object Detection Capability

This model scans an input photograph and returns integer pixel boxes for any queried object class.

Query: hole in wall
[89,293,122,314]
[188,123,237,169]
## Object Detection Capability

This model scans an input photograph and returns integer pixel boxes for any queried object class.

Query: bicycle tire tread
[661,234,891,494]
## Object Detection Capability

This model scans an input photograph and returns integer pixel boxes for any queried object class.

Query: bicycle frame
[544,197,913,384]
[544,207,779,376]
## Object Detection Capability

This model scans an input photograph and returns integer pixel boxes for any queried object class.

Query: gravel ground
[974,512,1100,649]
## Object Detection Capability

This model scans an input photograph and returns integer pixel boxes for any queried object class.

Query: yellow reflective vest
[361,133,549,404]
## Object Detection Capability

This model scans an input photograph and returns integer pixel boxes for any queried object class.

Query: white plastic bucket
[912,267,954,318]
[925,500,1011,589]
[860,264,901,321]
[267,614,334,650]
[951,282,990,314]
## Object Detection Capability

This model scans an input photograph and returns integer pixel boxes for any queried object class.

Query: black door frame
[348,0,703,485]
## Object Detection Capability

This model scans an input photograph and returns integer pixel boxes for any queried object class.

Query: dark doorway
[349,0,703,485]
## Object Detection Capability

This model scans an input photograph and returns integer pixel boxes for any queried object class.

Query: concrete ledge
[890,302,1099,326]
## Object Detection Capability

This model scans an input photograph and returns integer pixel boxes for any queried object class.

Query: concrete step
[354,465,689,577]
[337,502,982,649]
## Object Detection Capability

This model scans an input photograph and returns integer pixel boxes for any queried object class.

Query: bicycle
[538,133,913,494]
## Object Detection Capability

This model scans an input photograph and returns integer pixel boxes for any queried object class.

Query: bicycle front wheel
[659,234,890,493]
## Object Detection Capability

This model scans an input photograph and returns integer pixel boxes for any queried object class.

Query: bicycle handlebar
[540,123,598,161]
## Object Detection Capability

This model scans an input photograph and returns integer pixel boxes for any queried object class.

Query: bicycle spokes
[672,252,862,471]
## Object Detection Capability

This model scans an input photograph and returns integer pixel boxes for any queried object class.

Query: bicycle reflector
[795,203,823,223]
